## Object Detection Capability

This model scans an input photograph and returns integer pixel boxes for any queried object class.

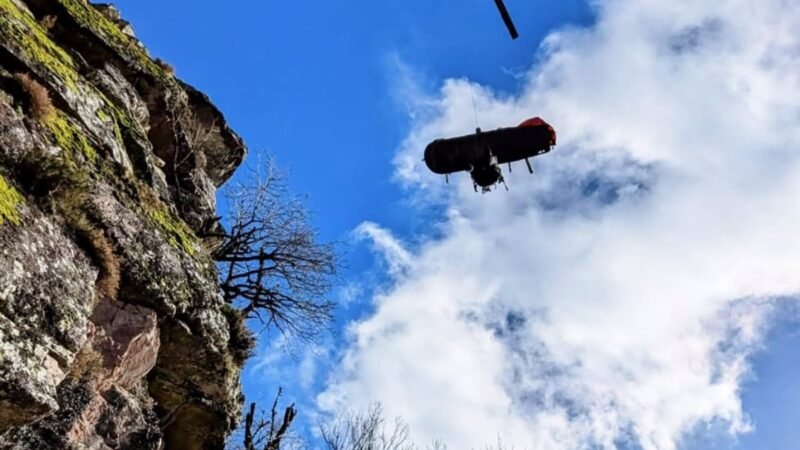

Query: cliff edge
[0,1,249,448]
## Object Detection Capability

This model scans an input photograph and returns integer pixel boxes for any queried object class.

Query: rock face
[0,1,249,448]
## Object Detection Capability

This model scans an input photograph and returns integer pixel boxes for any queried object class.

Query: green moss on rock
[45,111,99,165]
[0,174,23,225]
[127,179,200,257]
[57,0,172,82]
[0,0,79,90]
[145,206,197,256]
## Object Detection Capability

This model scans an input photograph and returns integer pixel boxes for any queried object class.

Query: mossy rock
[56,0,173,83]
[0,0,79,90]
[145,205,197,256]
[44,111,99,165]
[0,173,23,225]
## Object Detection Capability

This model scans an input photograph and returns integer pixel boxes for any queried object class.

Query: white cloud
[320,0,800,449]
[354,222,414,277]
[336,281,365,308]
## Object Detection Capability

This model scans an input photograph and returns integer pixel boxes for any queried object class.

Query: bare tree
[229,388,301,450]
[215,157,337,341]
[319,404,414,450]
[227,399,513,450]
[243,388,298,450]
[318,405,512,450]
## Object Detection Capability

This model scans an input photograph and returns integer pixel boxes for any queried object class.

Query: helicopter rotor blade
[493,0,519,39]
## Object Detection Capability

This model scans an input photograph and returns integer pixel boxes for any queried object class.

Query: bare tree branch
[320,404,414,450]
[243,402,256,450]
[215,157,338,342]
[232,400,513,450]
[240,388,298,450]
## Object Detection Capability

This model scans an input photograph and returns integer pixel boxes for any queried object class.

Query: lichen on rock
[0,202,97,434]
[0,0,250,448]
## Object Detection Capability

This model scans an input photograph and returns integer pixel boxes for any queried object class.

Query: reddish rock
[90,300,160,390]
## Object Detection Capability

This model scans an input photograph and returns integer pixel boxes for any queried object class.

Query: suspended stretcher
[424,117,556,192]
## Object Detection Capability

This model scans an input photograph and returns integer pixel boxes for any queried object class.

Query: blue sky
[113,1,800,448]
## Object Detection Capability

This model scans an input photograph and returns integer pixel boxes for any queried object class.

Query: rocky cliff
[0,1,250,448]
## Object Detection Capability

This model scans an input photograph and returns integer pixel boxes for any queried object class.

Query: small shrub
[14,73,54,122]
[86,226,120,302]
[223,305,256,365]
[154,58,175,75]
[63,207,120,303]
[34,169,121,303]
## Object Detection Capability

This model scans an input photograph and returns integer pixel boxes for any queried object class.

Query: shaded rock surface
[0,0,248,448]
